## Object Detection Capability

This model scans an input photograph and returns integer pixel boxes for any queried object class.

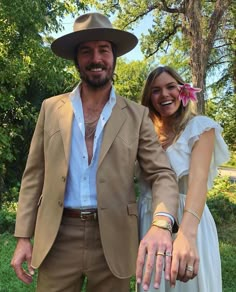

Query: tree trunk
[184,0,232,114]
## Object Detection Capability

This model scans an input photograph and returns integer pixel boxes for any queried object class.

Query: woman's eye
[152,89,160,94]
[168,85,177,90]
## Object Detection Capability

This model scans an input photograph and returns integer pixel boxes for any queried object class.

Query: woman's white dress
[137,116,230,292]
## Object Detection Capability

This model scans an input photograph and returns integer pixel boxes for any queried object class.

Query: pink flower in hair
[178,83,201,106]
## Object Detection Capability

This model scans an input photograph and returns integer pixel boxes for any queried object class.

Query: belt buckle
[80,211,90,220]
[80,211,97,220]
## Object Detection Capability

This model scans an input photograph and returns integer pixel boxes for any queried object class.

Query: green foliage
[0,233,38,291]
[225,151,236,168]
[114,59,151,102]
[206,95,236,151]
[207,176,236,227]
[207,175,236,291]
[220,242,236,291]
[0,0,87,200]
[0,202,17,234]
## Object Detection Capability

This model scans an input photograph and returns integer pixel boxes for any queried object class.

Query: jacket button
[58,200,63,207]
[61,176,66,182]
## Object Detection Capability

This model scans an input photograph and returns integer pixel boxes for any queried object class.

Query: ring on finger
[156,251,165,256]
[186,265,193,272]
[165,251,172,257]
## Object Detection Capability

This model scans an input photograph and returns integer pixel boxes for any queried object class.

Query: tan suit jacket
[15,92,179,278]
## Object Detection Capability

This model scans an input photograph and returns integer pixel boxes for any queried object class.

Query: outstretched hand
[136,226,173,290]
[170,229,199,286]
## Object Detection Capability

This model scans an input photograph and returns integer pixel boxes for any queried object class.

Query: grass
[0,233,37,292]
[0,178,235,291]
[223,151,236,168]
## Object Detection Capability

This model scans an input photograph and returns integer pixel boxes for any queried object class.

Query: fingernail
[154,283,160,289]
[136,278,141,284]
[30,270,34,276]
[143,284,149,290]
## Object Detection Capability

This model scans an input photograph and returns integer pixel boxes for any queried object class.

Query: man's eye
[100,49,110,53]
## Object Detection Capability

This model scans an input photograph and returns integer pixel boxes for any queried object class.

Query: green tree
[0,0,87,203]
[85,0,233,114]
[206,94,236,151]
[114,59,151,102]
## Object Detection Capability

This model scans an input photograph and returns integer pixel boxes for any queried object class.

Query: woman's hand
[170,228,199,287]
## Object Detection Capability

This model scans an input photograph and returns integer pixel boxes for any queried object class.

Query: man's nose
[91,50,101,63]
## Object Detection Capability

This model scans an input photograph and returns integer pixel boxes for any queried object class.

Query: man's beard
[79,63,114,89]
[80,74,112,88]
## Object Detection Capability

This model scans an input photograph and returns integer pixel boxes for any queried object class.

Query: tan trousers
[37,216,130,292]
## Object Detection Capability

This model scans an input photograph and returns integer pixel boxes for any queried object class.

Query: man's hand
[11,238,35,284]
[136,226,173,291]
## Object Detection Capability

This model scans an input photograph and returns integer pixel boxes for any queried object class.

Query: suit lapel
[58,95,74,163]
[98,96,127,168]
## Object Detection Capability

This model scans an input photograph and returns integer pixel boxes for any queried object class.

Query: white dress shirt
[64,84,116,209]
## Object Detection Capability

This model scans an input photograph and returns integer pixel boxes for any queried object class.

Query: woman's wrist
[179,217,198,238]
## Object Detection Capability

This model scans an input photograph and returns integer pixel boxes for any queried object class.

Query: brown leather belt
[63,208,98,220]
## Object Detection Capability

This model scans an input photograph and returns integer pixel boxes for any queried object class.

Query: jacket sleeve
[137,107,179,231]
[14,101,46,238]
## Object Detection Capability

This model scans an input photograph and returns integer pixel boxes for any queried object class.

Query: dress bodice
[165,115,229,189]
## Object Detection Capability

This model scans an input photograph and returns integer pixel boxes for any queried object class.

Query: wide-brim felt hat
[51,12,138,60]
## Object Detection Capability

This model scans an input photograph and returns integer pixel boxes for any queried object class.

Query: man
[11,12,179,292]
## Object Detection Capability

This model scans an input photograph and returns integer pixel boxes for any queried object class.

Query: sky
[53,12,153,61]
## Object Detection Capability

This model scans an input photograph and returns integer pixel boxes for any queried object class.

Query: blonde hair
[141,66,197,143]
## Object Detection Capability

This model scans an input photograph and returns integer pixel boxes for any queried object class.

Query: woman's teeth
[161,101,172,106]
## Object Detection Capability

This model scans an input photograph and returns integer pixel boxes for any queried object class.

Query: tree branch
[159,0,184,13]
[204,0,232,60]
[214,42,234,49]
[120,7,155,29]
[145,23,181,58]
[118,1,185,30]
[208,57,230,69]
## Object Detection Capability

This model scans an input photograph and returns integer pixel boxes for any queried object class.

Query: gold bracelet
[184,208,201,222]
[152,220,172,234]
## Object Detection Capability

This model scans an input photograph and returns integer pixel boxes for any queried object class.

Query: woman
[137,66,229,292]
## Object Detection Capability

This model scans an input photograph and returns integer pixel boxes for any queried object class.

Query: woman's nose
[160,88,169,97]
